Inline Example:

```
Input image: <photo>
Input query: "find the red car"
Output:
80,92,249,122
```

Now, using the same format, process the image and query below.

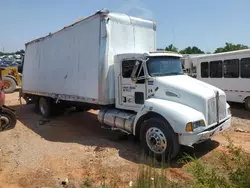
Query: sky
1,0,250,53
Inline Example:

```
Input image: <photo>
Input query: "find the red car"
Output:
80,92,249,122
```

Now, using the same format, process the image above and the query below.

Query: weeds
133,138,250,188
81,177,93,188
132,164,185,188
81,137,250,188
226,137,250,188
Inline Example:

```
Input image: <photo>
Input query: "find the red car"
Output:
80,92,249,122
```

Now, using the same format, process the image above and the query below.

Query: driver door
120,59,146,111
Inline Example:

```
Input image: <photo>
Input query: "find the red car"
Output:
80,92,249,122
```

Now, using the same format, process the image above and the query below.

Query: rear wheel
38,97,51,118
245,97,250,111
140,118,180,162
3,77,16,93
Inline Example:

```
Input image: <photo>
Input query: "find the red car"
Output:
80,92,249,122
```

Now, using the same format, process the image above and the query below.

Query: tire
3,77,17,93
38,97,52,118
140,118,180,162
0,108,17,131
245,97,250,111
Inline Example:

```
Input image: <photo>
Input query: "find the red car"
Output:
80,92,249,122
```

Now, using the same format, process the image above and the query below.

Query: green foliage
186,157,231,188
81,177,94,188
214,42,249,53
15,49,25,55
162,42,249,55
81,140,250,188
0,49,25,56
225,138,250,188
133,138,250,188
165,44,178,52
179,46,205,54
132,164,186,188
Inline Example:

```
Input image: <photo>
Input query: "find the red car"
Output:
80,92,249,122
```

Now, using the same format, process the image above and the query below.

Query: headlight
185,120,205,132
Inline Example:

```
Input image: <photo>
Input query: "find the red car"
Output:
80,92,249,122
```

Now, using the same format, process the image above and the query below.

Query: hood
152,75,225,117
155,75,224,99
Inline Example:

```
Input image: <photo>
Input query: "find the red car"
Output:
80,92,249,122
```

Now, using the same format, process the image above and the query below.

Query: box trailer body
22,9,231,160
22,10,156,105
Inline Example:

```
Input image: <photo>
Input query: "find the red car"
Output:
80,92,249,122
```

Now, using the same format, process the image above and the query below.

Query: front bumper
179,117,231,146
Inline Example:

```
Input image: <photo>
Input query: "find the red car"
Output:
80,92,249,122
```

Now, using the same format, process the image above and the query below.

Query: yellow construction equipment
1,66,22,93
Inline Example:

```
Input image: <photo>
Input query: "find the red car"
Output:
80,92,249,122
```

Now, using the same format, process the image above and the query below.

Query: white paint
23,10,156,105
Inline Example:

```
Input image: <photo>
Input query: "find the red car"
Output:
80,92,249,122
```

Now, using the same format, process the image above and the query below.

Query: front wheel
140,118,180,162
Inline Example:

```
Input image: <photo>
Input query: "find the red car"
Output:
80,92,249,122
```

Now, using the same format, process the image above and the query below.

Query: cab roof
145,51,183,58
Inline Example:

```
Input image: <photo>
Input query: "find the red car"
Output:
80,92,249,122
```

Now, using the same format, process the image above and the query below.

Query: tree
165,44,178,52
179,46,204,54
15,49,25,55
214,42,249,53
157,48,165,51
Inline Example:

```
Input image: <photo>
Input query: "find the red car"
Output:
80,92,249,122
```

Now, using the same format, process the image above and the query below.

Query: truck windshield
147,56,183,77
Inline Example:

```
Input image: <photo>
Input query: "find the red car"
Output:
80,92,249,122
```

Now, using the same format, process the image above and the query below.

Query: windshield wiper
151,73,168,76
151,72,183,77
165,72,183,75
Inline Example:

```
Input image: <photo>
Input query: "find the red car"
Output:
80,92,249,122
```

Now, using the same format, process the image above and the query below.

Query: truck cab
99,51,231,160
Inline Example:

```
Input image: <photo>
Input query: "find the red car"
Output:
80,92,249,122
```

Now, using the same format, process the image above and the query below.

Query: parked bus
182,49,250,110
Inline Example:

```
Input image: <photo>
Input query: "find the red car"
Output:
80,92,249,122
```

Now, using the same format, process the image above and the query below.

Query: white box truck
21,9,231,160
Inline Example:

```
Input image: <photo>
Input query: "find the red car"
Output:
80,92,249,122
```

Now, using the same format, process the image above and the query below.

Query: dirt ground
0,92,250,188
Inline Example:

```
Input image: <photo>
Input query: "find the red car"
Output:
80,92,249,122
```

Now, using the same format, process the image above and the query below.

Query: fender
133,98,205,135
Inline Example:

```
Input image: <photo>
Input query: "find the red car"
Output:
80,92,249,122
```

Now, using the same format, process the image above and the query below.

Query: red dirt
0,92,249,187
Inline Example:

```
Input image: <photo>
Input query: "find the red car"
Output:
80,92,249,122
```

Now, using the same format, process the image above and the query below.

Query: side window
122,60,145,83
241,58,250,78
201,62,209,78
210,61,222,78
122,60,135,78
223,59,239,78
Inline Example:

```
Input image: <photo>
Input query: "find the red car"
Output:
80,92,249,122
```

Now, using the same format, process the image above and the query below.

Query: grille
208,95,226,125
219,95,227,120
208,97,216,125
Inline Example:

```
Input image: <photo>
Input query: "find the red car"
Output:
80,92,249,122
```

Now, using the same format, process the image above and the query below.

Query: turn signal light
185,122,193,132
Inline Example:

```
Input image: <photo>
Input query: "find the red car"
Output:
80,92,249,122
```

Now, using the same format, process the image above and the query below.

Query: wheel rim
3,81,10,89
39,99,47,115
146,127,167,154
1,116,10,129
